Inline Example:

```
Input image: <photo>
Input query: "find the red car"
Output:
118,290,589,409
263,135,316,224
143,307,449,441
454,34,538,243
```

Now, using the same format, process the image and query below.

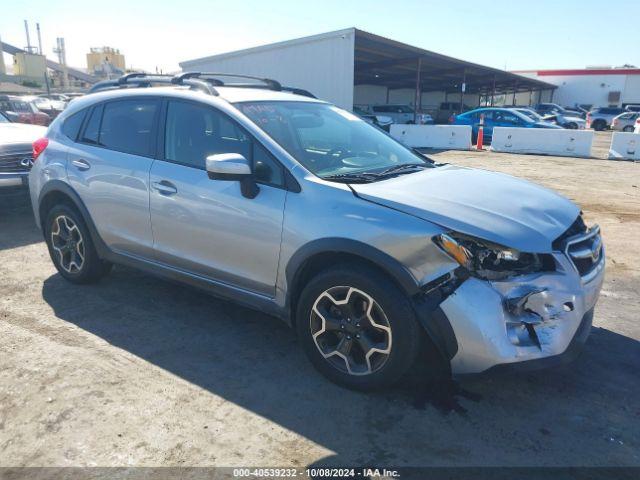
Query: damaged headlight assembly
434,233,554,281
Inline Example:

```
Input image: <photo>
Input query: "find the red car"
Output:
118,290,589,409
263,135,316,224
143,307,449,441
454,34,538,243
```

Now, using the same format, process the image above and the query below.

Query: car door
67,98,160,258
148,99,287,297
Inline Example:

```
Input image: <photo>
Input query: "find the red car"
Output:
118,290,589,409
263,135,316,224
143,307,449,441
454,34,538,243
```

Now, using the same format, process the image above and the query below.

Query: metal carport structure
180,28,556,114
353,29,556,117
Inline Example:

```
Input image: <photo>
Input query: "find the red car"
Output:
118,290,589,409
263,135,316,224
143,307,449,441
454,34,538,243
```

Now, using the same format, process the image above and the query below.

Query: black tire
296,264,423,391
565,122,578,129
623,126,634,132
44,203,112,284
592,120,606,131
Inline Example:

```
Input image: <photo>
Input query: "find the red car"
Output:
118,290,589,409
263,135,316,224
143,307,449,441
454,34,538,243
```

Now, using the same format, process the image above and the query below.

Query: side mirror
205,153,259,199
206,153,251,180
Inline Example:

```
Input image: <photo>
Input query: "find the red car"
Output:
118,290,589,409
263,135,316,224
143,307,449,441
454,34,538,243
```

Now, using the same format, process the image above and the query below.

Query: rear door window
98,99,159,157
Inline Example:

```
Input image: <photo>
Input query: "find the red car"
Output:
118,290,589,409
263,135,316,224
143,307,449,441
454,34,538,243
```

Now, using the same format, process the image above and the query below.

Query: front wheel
623,126,634,132
296,265,423,391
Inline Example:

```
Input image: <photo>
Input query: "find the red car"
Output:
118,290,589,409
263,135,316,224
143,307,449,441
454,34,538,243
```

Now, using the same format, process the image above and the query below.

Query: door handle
71,159,91,171
152,180,178,195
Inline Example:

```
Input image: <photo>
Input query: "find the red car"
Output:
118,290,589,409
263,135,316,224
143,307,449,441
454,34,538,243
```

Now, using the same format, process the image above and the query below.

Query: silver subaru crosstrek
29,73,605,391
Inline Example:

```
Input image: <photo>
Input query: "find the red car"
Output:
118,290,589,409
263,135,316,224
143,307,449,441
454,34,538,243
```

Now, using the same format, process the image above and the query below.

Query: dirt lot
1,132,639,469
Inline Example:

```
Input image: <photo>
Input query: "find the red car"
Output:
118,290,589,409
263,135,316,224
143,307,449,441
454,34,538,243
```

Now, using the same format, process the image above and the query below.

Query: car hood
351,165,579,253
534,121,563,129
0,123,47,145
562,116,586,123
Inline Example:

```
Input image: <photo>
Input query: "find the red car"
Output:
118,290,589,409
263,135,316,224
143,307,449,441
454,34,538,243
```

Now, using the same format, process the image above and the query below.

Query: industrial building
87,46,126,78
180,28,555,115
513,68,640,110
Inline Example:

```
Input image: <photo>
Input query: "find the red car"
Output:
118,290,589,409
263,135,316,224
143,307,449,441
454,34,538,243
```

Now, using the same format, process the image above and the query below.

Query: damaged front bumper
439,241,605,375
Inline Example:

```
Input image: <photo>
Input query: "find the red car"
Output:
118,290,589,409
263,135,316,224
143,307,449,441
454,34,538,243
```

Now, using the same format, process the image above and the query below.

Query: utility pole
36,23,51,95
414,57,422,123
460,69,466,113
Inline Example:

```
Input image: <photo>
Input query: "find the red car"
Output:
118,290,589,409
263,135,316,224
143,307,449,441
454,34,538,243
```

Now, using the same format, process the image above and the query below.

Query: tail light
32,137,49,161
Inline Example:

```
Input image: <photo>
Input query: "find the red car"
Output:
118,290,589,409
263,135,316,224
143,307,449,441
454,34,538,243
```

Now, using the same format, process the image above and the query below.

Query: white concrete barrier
490,127,594,157
608,132,640,161
390,124,472,150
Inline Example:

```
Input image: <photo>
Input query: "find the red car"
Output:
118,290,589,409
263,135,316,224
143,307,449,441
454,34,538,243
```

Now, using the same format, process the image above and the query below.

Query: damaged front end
422,218,605,375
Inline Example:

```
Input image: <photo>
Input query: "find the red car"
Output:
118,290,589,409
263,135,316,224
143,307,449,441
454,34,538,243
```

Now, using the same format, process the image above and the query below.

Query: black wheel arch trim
37,180,110,258
285,237,422,302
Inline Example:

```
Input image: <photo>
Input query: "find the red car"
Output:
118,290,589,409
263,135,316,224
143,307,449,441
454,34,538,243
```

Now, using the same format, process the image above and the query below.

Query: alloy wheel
310,286,392,376
51,215,85,274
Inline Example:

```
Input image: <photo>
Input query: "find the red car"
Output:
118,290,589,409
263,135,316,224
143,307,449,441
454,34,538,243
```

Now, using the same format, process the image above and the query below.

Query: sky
2,0,638,74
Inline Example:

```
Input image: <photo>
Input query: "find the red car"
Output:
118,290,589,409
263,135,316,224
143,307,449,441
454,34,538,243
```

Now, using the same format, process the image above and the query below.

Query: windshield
237,101,431,180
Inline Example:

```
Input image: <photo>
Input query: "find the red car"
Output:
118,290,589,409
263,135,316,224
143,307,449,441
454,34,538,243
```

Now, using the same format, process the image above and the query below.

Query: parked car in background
0,95,51,125
23,96,66,120
39,93,70,103
541,112,586,129
624,105,640,113
611,112,640,132
451,107,561,142
353,106,393,131
535,103,583,118
0,115,46,192
371,104,434,125
635,117,640,134
586,107,626,131
435,102,472,124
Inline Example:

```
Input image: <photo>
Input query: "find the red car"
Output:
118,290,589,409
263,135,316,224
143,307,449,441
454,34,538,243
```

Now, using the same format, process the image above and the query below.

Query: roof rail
175,72,282,91
88,72,219,96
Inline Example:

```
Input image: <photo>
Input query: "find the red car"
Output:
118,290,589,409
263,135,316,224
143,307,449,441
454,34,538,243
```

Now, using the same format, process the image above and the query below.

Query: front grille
553,216,603,282
552,215,587,250
0,151,33,174
565,227,603,280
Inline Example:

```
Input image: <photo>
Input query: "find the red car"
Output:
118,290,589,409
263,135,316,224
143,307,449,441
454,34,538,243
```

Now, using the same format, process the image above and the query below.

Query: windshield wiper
322,172,381,183
377,163,428,177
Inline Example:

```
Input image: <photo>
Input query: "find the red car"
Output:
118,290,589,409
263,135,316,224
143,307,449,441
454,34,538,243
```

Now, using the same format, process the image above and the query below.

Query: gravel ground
1,131,639,469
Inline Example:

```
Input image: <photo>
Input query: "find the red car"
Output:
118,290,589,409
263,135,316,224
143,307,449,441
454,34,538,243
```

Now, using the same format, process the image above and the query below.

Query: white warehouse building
512,68,640,110
180,28,554,115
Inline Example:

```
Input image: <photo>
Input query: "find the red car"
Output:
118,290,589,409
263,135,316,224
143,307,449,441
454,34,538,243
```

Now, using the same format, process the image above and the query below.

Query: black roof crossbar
175,72,282,91
88,71,294,96
88,72,219,96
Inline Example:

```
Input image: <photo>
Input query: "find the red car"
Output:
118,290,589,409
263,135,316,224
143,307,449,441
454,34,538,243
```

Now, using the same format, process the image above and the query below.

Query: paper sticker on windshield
330,106,363,122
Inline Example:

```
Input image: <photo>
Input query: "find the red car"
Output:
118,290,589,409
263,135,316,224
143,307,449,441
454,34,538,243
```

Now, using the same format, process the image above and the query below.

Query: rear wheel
592,120,606,131
45,204,112,284
296,264,423,391
623,125,634,132
565,122,578,129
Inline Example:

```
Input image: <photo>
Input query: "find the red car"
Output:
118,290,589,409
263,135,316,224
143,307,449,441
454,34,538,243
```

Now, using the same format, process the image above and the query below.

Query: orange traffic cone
476,114,485,150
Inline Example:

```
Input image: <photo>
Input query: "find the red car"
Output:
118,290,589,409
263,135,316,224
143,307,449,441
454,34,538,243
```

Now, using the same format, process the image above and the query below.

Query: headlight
434,233,553,280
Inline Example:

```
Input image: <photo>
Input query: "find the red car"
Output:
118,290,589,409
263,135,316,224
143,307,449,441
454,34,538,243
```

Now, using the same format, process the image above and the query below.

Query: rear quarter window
62,110,87,141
